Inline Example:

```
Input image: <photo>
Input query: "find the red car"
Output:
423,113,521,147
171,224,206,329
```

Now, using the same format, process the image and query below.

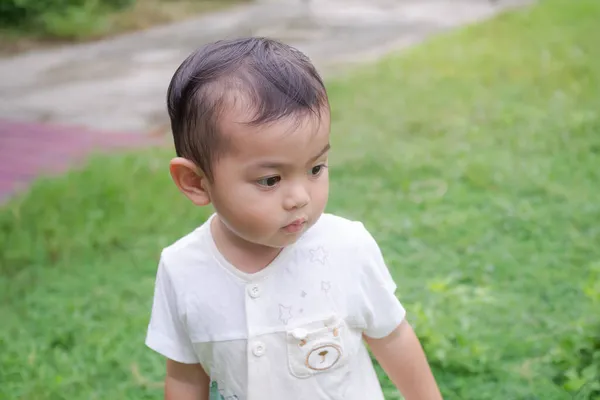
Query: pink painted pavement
0,119,166,203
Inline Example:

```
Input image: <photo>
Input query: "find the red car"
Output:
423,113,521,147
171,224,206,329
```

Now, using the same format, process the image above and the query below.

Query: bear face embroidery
306,344,342,371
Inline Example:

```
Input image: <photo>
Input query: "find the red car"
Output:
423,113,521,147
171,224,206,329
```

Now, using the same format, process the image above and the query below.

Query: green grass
2,0,600,398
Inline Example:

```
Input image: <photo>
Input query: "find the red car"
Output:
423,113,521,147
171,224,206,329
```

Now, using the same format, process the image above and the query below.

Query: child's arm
365,319,443,400
165,359,210,400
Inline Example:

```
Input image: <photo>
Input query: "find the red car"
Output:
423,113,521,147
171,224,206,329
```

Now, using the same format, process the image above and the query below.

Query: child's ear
169,157,211,206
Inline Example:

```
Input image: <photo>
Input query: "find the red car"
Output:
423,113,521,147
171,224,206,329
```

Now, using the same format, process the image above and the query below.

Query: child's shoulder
311,212,363,231
302,213,377,249
162,224,204,254
158,221,212,275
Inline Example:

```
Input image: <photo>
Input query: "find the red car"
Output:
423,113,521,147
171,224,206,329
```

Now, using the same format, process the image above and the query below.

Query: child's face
206,109,330,250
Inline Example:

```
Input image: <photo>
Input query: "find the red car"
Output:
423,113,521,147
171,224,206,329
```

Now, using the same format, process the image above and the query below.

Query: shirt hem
145,329,199,364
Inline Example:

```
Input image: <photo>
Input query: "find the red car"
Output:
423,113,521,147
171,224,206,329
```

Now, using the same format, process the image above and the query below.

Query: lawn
1,0,600,398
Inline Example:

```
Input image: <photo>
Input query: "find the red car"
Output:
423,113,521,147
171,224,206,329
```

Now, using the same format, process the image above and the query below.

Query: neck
211,216,282,274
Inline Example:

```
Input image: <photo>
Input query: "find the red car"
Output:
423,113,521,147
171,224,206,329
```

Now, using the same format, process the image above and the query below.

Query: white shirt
146,213,406,400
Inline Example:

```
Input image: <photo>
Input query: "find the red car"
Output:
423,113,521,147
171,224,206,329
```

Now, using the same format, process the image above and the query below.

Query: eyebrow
311,143,331,162
255,143,331,169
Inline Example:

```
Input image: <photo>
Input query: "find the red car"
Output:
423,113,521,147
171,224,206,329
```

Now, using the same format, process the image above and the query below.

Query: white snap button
291,328,308,340
248,284,261,299
252,342,266,357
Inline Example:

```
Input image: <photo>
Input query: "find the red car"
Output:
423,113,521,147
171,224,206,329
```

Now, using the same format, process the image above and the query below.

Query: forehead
219,107,331,164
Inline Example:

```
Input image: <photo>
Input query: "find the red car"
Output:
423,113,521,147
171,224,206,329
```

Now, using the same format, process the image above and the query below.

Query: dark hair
166,37,329,181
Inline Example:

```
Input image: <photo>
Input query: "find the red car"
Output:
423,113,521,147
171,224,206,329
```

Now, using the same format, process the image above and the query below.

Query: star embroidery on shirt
300,290,307,297
321,281,331,293
285,262,296,275
279,304,293,325
310,247,328,264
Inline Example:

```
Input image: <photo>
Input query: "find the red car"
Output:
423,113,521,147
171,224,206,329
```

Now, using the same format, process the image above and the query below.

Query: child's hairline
192,99,332,181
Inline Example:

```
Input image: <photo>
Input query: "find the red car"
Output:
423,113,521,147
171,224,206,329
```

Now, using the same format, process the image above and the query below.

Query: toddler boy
146,37,442,400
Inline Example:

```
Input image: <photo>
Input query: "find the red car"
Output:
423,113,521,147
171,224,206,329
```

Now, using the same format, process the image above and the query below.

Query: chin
280,233,307,247
246,227,308,249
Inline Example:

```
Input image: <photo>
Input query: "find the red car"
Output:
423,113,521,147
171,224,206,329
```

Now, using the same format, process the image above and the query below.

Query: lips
283,218,307,233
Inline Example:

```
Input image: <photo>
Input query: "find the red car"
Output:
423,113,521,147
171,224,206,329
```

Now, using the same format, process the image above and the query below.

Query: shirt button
252,341,266,357
291,328,308,340
248,284,261,299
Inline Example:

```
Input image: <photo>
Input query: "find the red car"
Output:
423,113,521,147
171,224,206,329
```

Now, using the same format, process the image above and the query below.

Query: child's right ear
169,157,211,206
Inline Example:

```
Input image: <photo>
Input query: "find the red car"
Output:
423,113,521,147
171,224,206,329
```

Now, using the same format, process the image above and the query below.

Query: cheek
226,185,280,216
311,177,329,212
312,178,329,206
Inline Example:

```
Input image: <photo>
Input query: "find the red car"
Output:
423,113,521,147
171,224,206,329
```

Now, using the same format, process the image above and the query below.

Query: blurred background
1,0,599,399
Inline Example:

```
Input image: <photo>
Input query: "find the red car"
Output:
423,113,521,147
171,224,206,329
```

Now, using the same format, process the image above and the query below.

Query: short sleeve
145,257,199,364
355,223,406,339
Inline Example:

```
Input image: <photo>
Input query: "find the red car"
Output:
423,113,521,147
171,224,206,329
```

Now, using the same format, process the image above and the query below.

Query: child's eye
257,176,281,187
310,164,327,176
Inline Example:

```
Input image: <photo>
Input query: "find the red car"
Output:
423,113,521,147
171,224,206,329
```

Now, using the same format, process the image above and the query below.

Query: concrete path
0,0,530,133
0,0,531,202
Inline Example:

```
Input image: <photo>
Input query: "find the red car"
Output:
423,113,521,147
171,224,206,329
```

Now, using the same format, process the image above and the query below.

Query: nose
283,182,310,210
